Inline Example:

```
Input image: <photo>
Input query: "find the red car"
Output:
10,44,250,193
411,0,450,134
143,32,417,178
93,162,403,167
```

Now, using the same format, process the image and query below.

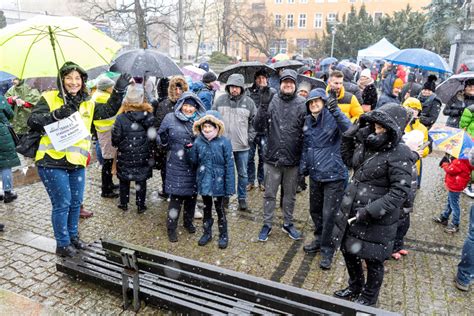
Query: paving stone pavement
1,153,473,315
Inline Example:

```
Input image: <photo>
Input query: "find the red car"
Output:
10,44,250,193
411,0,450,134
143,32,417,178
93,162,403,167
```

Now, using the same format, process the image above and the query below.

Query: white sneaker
194,209,203,219
463,188,474,198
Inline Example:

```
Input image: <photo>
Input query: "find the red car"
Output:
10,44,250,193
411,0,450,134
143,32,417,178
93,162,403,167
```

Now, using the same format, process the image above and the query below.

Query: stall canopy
357,38,399,63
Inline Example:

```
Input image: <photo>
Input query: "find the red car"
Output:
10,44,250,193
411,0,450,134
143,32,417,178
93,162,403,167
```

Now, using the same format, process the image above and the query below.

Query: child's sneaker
432,215,448,226
444,223,459,233
462,187,474,198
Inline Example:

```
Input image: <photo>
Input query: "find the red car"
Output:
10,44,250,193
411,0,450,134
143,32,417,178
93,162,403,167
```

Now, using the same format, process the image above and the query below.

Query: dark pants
159,157,167,193
309,179,345,258
101,158,114,194
202,196,226,222
119,179,147,207
343,251,385,304
247,135,265,185
167,194,197,231
394,213,410,252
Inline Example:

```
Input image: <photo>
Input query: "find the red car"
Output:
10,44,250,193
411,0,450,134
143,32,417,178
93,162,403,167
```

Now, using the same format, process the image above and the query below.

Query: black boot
198,219,214,246
218,219,228,249
4,191,17,203
223,197,229,209
70,236,87,250
56,245,78,257
168,229,178,243
238,199,248,211
0,223,4,231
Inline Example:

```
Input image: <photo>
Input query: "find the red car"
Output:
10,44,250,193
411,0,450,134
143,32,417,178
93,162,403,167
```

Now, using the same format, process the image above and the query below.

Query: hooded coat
340,66,363,105
213,74,257,151
333,103,413,262
112,103,155,182
418,93,442,130
188,111,236,196
376,72,400,109
444,91,474,128
190,81,215,111
441,158,474,192
28,61,126,169
5,81,41,135
300,98,352,182
253,83,307,167
0,96,21,169
157,92,206,196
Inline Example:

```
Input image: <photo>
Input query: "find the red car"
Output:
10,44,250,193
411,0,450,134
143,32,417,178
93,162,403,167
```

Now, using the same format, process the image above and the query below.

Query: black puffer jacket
443,92,474,128
253,91,306,167
361,83,378,110
418,93,442,130
112,103,155,182
333,103,413,261
246,84,276,138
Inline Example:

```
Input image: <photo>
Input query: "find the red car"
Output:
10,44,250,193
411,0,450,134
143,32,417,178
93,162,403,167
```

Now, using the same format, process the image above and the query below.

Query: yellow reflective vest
35,91,94,167
92,90,116,133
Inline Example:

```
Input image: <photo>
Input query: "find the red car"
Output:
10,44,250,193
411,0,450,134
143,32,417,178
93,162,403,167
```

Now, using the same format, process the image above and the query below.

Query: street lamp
330,25,336,58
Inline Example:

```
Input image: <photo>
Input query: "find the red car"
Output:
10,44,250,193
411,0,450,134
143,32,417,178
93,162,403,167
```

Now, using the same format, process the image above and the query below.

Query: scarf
358,76,374,90
202,127,218,141
185,111,198,122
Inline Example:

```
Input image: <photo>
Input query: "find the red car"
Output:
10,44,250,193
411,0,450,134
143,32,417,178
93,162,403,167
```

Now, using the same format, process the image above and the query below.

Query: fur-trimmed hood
193,110,225,136
121,102,153,113
168,76,189,102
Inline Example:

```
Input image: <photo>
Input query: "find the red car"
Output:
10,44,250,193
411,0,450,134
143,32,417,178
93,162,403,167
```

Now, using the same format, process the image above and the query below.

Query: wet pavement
0,151,473,314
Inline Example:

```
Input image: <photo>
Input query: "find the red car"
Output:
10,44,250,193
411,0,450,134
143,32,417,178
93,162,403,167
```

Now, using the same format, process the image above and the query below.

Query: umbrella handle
347,217,357,225
48,26,67,105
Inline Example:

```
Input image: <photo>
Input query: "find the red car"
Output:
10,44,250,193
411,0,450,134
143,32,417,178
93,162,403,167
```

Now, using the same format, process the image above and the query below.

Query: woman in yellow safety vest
27,61,131,257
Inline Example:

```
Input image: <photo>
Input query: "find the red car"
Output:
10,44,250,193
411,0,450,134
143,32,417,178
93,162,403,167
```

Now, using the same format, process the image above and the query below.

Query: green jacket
5,82,41,135
0,96,21,169
460,105,474,137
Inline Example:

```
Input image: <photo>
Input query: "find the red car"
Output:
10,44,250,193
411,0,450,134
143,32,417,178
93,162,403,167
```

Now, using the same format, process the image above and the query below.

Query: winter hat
202,71,217,84
306,88,328,105
124,84,144,104
96,77,115,91
360,69,371,79
393,78,404,89
183,97,199,108
297,81,311,94
280,69,298,83
422,75,437,92
402,97,422,111
199,62,210,72
254,68,269,79
193,110,225,136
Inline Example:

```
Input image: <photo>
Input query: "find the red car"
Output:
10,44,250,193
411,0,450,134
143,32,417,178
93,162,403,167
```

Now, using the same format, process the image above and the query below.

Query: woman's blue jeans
1,168,13,192
38,166,85,247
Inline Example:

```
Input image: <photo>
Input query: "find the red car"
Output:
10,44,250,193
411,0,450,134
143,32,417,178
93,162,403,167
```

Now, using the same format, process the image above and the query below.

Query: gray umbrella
110,49,183,78
217,61,276,83
272,59,304,71
297,74,327,90
435,71,474,104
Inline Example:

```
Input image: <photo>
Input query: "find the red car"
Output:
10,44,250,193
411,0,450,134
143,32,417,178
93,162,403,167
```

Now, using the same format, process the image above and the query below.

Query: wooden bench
56,239,398,315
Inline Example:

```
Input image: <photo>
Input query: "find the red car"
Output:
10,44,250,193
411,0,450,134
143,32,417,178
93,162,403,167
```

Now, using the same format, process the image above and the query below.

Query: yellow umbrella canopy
0,15,121,79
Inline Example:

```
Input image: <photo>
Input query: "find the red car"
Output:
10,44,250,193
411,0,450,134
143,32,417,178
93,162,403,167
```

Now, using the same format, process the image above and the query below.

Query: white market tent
357,38,399,63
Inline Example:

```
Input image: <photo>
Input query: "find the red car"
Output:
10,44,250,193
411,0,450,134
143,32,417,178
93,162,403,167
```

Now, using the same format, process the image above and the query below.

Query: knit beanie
297,81,311,93
254,68,269,79
202,72,217,84
465,78,474,88
183,97,199,108
360,69,371,79
393,78,404,89
124,84,144,104
422,75,437,92
97,77,115,91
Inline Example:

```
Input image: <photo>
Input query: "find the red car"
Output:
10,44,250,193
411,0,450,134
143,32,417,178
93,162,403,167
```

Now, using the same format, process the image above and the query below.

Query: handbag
7,124,20,146
16,130,43,158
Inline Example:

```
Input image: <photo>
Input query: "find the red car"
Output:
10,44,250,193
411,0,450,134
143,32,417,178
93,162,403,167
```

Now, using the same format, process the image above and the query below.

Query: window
275,0,282,3
327,12,337,23
287,14,294,28
296,39,309,50
349,0,356,3
299,14,307,28
314,13,323,28
300,0,308,3
270,39,287,55
288,0,295,3
275,14,282,28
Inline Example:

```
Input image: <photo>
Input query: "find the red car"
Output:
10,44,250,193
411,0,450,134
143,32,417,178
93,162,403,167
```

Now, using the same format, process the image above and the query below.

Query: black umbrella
272,59,304,71
217,61,276,83
297,74,327,90
110,49,183,78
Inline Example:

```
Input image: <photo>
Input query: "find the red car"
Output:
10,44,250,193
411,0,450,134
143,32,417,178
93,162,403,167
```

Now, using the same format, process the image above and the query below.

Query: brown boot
79,205,93,218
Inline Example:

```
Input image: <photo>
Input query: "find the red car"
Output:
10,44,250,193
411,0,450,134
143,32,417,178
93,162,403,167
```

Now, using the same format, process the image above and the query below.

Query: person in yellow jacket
326,70,363,123
92,77,120,198
403,97,430,188
27,61,131,258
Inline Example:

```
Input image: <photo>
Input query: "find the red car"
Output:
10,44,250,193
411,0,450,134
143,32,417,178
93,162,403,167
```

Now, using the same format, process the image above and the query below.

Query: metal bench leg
120,249,141,312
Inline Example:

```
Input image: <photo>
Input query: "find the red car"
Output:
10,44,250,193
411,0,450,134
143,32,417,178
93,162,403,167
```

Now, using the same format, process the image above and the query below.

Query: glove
115,73,133,92
355,208,369,223
158,132,169,146
326,96,338,114
260,86,273,106
52,103,76,120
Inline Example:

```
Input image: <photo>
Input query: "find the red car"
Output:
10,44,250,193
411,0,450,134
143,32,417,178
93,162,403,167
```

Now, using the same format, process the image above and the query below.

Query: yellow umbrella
273,53,289,62
0,15,121,79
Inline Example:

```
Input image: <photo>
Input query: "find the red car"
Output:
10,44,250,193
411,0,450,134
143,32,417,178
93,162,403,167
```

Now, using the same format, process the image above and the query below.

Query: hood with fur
121,102,153,114
193,110,225,137
168,76,189,102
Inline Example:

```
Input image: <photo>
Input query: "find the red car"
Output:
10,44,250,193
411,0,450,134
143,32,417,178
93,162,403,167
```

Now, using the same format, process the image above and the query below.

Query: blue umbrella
320,57,338,67
384,48,452,73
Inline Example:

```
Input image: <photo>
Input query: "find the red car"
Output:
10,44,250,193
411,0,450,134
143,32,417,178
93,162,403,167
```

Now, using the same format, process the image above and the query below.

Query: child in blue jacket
188,110,235,249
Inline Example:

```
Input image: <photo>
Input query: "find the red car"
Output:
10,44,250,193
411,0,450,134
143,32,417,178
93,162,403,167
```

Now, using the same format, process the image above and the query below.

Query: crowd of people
0,59,473,306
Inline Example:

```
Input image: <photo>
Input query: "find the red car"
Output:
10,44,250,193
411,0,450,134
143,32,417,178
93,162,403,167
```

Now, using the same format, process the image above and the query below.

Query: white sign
44,111,90,151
